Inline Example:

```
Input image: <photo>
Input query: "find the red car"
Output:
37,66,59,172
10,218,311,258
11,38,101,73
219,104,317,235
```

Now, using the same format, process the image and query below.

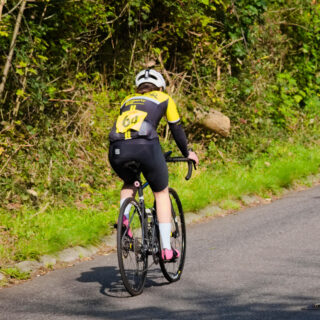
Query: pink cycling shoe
161,248,180,262
122,216,133,238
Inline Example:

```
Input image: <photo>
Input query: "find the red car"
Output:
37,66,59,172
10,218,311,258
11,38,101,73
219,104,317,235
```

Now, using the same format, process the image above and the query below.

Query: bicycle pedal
164,259,178,263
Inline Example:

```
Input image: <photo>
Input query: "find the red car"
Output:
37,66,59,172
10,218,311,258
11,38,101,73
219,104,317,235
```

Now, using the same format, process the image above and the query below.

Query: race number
116,109,148,133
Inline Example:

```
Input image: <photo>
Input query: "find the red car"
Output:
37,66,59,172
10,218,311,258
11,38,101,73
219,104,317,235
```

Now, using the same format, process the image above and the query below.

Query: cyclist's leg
136,143,174,253
153,187,171,223
109,141,139,201
120,184,138,237
154,187,172,249
120,183,137,218
135,141,178,258
109,141,140,235
120,183,137,199
108,141,138,187
159,188,186,281
154,188,180,261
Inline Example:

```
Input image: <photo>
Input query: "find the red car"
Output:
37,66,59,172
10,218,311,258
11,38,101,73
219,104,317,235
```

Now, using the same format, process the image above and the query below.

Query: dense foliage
0,0,319,209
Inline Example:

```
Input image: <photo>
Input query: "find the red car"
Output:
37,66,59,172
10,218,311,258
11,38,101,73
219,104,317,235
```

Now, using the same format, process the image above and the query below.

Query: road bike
115,151,195,296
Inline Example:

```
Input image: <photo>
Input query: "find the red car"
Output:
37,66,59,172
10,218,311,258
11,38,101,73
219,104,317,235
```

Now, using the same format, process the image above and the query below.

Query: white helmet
135,69,166,90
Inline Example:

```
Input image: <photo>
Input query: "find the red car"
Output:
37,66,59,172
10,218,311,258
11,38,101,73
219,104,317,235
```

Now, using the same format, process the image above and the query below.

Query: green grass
0,140,319,266
0,189,119,264
170,141,320,212
0,267,30,280
220,200,242,211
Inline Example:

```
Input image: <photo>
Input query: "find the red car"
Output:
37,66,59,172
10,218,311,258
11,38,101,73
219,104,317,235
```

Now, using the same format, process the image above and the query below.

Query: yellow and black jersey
109,91,180,140
109,90,189,156
121,91,180,124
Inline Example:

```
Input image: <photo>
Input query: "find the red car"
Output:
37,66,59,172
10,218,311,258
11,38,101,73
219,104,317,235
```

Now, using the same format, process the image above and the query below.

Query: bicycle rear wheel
117,197,148,296
159,188,186,282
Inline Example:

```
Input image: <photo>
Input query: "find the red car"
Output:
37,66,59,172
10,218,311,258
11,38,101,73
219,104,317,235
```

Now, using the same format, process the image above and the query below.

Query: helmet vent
135,69,166,89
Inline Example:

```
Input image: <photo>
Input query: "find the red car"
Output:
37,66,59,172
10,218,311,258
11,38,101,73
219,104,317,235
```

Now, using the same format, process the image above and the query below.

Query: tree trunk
0,0,27,102
0,0,6,21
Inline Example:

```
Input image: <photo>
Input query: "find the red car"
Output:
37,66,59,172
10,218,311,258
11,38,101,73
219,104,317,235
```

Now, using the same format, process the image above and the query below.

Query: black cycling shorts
108,138,168,192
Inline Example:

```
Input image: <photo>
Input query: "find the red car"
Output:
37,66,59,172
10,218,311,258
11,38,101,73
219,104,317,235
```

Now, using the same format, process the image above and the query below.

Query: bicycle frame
134,178,161,265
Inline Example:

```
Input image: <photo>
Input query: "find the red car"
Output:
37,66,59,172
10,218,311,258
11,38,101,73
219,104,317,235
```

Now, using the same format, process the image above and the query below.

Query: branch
277,21,310,31
0,0,27,101
269,7,298,14
105,3,129,24
220,37,244,51
231,1,248,50
49,99,87,104
49,99,77,103
129,39,136,70
1,0,23,19
0,143,33,175
157,53,173,94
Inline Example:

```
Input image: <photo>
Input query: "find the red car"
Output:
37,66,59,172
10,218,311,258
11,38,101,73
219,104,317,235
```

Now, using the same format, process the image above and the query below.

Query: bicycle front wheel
117,197,148,296
159,188,186,282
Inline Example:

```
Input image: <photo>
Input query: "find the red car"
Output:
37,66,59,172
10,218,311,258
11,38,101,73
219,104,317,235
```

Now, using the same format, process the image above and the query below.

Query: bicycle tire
159,188,186,282
117,197,148,296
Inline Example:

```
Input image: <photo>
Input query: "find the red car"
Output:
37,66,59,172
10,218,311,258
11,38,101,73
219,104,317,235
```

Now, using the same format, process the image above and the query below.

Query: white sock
159,223,172,250
120,198,131,220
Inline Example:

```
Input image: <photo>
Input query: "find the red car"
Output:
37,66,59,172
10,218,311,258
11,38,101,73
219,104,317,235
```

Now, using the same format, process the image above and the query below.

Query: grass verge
171,140,320,212
0,139,319,267
0,268,30,280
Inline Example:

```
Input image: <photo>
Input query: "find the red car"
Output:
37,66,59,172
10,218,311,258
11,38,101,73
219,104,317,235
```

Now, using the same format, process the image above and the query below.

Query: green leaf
16,89,25,97
153,48,161,55
293,95,302,103
16,69,24,76
0,31,9,37
27,68,38,75
37,55,48,61
19,61,28,68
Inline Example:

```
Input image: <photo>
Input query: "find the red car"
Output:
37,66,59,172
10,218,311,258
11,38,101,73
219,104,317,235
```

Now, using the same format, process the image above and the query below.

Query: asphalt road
1,186,320,320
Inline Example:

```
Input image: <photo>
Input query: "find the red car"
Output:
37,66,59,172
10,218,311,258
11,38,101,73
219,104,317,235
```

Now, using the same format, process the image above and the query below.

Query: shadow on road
76,266,169,298
2,287,319,320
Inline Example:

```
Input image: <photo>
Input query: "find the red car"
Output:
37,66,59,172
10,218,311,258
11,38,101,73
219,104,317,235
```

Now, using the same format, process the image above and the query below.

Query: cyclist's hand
188,151,199,165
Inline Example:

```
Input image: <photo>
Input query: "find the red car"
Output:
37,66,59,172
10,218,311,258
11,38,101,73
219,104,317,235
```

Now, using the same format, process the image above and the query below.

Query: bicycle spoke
117,198,148,296
159,188,186,282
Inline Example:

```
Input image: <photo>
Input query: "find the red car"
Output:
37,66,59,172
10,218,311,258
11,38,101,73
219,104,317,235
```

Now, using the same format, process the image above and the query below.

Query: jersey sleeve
166,96,180,123
169,122,189,157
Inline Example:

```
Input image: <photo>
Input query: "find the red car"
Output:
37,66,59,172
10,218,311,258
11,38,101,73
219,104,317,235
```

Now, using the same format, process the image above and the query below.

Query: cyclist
108,69,199,261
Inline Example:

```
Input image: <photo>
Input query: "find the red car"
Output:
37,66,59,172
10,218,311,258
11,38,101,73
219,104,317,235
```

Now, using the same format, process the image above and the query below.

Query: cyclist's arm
165,95,199,164
166,96,189,157
169,122,189,157
168,123,199,164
